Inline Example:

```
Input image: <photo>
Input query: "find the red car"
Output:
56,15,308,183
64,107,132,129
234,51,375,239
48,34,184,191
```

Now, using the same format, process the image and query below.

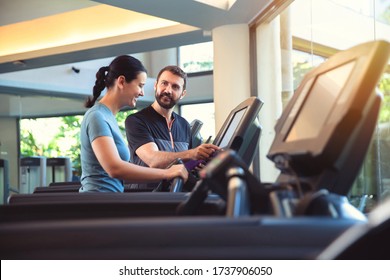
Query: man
125,65,218,190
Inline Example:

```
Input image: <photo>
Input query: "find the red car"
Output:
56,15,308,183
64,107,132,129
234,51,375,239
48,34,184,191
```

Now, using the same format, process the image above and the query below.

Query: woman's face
123,72,147,107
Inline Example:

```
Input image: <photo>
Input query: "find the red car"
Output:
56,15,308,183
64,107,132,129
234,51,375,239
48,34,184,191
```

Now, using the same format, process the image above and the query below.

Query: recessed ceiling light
12,60,26,67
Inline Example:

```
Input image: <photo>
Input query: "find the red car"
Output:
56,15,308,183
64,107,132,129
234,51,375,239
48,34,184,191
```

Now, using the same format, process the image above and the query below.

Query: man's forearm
144,150,193,169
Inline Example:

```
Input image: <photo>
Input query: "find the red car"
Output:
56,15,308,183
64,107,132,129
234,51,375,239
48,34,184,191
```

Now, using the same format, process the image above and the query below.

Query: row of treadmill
1,40,390,259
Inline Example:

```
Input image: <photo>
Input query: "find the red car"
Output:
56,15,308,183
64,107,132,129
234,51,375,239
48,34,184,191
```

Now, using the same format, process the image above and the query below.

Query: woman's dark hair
156,65,187,90
84,55,147,108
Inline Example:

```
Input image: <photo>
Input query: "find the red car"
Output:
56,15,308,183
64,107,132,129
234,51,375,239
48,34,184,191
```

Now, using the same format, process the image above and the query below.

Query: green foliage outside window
20,109,137,179
378,72,390,123
182,61,213,73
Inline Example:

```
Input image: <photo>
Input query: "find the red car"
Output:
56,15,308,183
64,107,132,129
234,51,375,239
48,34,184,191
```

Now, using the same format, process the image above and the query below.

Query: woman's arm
91,136,188,183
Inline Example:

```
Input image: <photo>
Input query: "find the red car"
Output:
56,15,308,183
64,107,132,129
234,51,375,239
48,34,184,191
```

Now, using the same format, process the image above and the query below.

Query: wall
0,117,19,191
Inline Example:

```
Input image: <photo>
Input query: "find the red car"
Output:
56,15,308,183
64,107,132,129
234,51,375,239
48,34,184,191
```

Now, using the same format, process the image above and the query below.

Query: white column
256,17,283,182
212,24,251,132
280,7,294,108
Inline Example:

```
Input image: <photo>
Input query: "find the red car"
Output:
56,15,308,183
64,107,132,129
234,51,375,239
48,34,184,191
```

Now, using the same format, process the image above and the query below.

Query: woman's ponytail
84,66,109,108
84,55,147,108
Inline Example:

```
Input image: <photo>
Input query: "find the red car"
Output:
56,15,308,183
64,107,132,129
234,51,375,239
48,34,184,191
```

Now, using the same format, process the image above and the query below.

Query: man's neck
151,101,173,120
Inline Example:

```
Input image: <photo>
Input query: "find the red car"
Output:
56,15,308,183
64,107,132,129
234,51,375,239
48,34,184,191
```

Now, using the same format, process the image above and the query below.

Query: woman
79,55,188,192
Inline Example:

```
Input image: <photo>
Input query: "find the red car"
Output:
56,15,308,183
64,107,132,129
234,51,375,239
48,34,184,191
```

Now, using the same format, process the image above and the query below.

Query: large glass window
20,116,83,180
291,0,389,50
180,102,216,143
19,110,136,181
179,41,214,73
289,0,390,212
292,50,325,89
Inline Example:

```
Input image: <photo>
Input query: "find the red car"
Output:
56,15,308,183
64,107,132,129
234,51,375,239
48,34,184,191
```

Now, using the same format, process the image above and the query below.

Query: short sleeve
125,114,155,156
86,110,112,142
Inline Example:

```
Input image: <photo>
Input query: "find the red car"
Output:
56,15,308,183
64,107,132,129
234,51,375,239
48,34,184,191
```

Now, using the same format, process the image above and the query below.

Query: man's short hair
156,65,187,90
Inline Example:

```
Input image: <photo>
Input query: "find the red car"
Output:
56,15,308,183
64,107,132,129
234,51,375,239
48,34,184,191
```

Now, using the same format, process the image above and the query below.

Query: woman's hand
166,164,189,182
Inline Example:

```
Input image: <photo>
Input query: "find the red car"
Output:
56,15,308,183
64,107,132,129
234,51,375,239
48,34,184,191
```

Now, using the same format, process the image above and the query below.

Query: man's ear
180,90,187,99
153,81,157,92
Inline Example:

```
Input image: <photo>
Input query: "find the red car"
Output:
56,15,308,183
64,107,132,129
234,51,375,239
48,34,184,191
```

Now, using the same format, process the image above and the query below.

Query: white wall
0,117,19,191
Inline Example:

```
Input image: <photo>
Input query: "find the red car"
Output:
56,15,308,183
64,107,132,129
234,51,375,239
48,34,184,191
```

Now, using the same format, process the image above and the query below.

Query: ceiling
0,0,272,73
0,0,273,117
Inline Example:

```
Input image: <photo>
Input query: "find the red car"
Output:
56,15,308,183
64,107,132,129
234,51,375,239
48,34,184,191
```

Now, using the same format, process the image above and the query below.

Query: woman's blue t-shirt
79,103,130,192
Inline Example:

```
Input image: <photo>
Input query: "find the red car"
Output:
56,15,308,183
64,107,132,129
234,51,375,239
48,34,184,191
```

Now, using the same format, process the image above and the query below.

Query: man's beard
156,91,177,109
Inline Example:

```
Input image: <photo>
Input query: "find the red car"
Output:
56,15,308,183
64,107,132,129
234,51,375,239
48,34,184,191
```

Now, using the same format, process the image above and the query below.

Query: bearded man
125,65,218,190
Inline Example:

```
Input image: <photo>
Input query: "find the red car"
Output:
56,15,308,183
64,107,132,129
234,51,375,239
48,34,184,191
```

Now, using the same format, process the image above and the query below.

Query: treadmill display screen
218,108,246,148
285,61,355,142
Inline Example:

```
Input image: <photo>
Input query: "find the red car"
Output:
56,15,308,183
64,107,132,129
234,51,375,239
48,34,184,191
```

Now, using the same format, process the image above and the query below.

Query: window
179,41,214,73
20,116,83,179
292,49,325,89
289,0,390,212
19,110,136,180
180,102,216,143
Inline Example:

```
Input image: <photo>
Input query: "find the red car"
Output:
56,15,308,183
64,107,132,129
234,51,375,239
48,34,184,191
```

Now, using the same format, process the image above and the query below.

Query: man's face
155,71,186,109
